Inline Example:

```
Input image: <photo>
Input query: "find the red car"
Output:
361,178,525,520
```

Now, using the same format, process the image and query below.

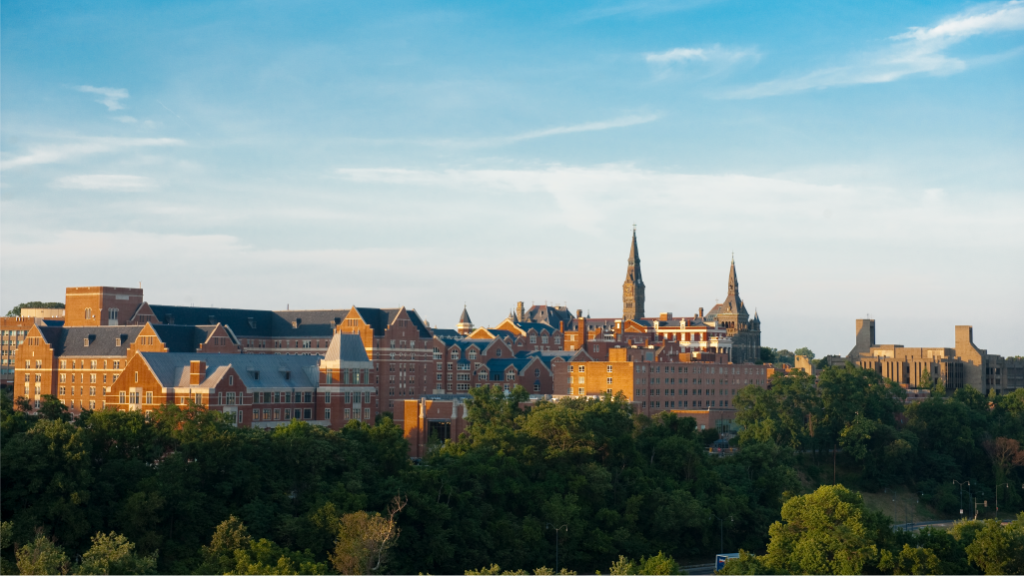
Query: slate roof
518,349,575,370
486,357,535,378
458,306,472,324
523,305,574,327
431,329,461,340
323,333,372,365
271,310,349,337
148,305,274,337
140,352,321,390
55,326,145,356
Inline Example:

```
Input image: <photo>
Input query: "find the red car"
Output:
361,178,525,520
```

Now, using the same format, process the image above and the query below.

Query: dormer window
83,337,90,347
253,371,260,380
247,317,256,329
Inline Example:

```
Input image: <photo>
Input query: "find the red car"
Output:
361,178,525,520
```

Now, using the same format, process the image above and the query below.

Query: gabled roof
56,326,145,356
139,352,321,390
151,324,226,352
569,348,595,362
349,307,433,338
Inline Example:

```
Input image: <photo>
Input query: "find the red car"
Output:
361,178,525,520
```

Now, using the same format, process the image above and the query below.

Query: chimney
292,318,302,329
699,307,704,319
516,301,525,322
190,360,207,385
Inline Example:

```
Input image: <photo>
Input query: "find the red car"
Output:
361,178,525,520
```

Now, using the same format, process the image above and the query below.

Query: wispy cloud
646,44,759,65
497,115,659,144
54,174,156,192
730,0,1024,98
376,114,661,148
0,136,183,170
77,85,130,111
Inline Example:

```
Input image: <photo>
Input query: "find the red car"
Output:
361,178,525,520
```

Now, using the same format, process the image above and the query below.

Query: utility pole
953,480,970,518
546,524,568,573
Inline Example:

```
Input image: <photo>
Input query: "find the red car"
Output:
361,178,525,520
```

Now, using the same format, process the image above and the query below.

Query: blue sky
2,0,1022,356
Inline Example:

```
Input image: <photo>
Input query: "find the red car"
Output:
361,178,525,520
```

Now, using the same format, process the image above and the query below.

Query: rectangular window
253,409,260,421
119,391,126,403
325,391,331,403
325,408,331,419
146,391,153,404
304,408,313,419
274,408,281,420
60,373,66,383
303,392,312,403
113,360,120,370
284,408,291,419
344,408,351,419
362,392,370,403
90,373,97,383
90,400,96,410
362,408,369,419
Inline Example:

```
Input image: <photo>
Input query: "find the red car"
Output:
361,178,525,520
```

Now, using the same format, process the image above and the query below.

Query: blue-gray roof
139,352,321,390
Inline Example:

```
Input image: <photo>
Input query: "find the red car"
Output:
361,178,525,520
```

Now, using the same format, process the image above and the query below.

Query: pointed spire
459,304,472,325
628,227,640,266
728,256,738,295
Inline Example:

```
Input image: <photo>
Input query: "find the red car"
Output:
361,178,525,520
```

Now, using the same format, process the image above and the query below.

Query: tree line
1,387,796,574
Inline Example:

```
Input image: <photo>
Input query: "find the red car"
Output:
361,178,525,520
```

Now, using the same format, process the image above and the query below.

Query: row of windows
59,373,115,384
56,360,121,370
642,400,730,409
638,388,737,397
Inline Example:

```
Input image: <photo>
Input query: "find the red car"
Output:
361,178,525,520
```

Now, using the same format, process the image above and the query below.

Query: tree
759,348,778,365
964,513,1024,575
195,516,326,575
1,521,16,575
878,543,941,575
16,531,70,575
794,347,815,361
761,485,879,575
6,301,64,317
982,437,1024,484
330,496,407,574
74,531,157,575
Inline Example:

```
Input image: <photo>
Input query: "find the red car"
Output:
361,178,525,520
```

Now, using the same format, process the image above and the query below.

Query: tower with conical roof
622,229,646,321
456,305,474,336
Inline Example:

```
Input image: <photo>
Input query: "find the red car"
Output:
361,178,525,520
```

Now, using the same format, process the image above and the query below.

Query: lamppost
710,514,732,554
953,480,970,519
974,491,986,521
995,483,1010,517
546,524,568,573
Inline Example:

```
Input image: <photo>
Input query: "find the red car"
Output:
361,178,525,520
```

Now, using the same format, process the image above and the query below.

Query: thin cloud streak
0,137,184,170
54,174,156,192
499,115,660,144
77,85,130,111
646,44,759,64
729,0,1024,98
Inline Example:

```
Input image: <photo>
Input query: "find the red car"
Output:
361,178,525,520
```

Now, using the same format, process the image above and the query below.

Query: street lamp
546,524,568,573
953,480,970,518
710,514,732,554
996,483,1010,516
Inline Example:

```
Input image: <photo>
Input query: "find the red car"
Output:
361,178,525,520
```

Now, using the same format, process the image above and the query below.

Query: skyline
2,0,1023,356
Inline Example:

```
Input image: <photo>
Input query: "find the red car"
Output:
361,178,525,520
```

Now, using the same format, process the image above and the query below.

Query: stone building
847,319,1023,395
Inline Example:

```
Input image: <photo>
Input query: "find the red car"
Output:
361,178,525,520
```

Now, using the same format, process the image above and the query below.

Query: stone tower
706,256,761,364
622,229,646,321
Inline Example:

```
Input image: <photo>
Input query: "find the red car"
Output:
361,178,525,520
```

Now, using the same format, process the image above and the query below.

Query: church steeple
623,228,645,321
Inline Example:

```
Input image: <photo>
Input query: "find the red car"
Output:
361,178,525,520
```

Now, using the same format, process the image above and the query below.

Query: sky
2,0,1022,356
